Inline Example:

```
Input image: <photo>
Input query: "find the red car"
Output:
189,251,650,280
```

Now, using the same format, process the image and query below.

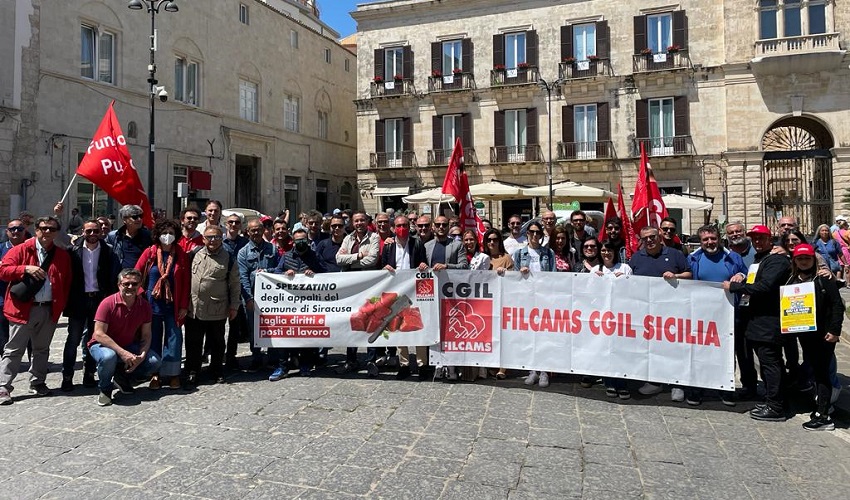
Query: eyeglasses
642,235,658,241
542,217,556,222
204,235,223,241
120,281,140,288
660,227,676,233
376,220,389,224
37,226,58,233
184,216,199,221
226,220,242,225
571,219,585,224
331,224,343,229
84,229,101,235
527,230,542,235
6,226,24,232
508,222,521,226
417,224,430,229
434,223,448,228
127,214,142,220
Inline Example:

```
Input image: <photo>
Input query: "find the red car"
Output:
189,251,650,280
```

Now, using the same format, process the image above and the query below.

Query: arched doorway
761,117,834,234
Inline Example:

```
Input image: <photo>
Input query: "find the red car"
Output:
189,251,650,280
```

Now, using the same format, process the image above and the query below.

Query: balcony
369,78,417,98
370,151,418,169
558,141,615,161
558,58,613,81
428,72,476,92
751,33,845,76
632,50,692,73
427,148,479,167
490,66,540,87
632,137,695,157
490,145,543,164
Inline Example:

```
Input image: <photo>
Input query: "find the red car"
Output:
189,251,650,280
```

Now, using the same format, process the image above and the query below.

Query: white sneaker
671,388,685,402
538,372,550,388
638,382,663,395
524,371,539,386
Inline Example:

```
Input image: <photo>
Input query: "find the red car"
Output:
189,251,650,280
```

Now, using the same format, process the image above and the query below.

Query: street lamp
538,77,563,209
128,0,178,211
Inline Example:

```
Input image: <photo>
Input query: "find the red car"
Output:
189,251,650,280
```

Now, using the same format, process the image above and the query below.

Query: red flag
604,197,616,226
441,137,486,245
77,101,153,227
616,183,636,258
630,142,667,239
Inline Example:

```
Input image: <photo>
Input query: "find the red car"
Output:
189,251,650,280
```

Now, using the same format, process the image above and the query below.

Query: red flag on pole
441,137,486,244
604,197,616,226
616,183,636,258
630,142,668,239
77,101,153,227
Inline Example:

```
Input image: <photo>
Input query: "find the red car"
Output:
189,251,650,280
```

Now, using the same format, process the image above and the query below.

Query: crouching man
88,268,161,406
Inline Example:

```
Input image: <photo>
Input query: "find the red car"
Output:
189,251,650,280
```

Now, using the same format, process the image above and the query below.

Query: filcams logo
440,281,493,352
415,271,435,300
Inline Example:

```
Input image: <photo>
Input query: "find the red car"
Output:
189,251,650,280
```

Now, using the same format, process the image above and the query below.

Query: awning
373,186,410,197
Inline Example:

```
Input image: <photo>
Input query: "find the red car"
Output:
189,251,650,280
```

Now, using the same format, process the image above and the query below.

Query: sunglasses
487,238,500,243
184,216,199,221
527,230,542,235
120,281,140,288
330,224,344,229
84,229,101,234
583,245,598,249
6,226,24,232
434,223,448,228
37,226,58,232
127,214,142,220
642,235,658,241
395,224,407,228
226,220,242,225
571,219,585,223
204,235,223,241
417,224,430,229
508,222,521,226
660,227,676,232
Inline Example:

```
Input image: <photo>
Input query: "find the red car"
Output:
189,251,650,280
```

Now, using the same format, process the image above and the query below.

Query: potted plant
431,69,442,77
587,54,600,61
373,75,384,83
563,56,576,64
493,64,506,71
667,44,681,54
640,48,653,56
452,67,463,75
518,62,531,69
393,74,404,82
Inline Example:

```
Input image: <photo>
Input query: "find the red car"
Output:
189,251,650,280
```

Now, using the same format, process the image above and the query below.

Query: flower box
452,68,463,74
431,69,442,77
373,76,384,83
563,57,576,64
640,48,653,55
666,44,681,54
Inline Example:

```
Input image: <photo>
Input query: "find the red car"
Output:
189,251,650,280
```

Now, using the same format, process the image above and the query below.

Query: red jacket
136,244,190,326
0,238,71,324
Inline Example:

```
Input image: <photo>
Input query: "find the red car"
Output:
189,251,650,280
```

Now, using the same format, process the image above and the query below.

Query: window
284,95,300,132
759,1,778,39
174,57,199,105
172,165,188,217
81,25,115,84
573,24,597,61
442,40,462,72
384,47,404,79
385,118,404,168
574,105,598,159
759,0,825,40
239,79,258,122
76,179,109,219
647,13,672,54
809,1,827,34
324,48,332,64
284,176,299,217
648,98,674,155
315,179,329,213
505,109,527,162
785,0,802,37
318,111,328,139
290,30,299,48
505,32,527,68
442,115,462,152
239,3,249,24
345,58,350,72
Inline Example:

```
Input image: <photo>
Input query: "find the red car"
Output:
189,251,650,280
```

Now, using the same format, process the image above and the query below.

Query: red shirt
275,237,294,256
178,232,204,254
91,292,152,348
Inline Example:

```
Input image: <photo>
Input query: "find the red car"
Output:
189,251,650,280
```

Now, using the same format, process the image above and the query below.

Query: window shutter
526,108,538,161
493,34,505,66
375,120,385,153
526,30,538,66
635,99,648,139
596,21,610,59
633,15,647,54
462,38,473,72
562,105,575,143
432,115,443,151
403,117,413,151
402,46,414,79
560,25,573,61
431,42,442,73
374,49,384,79
462,113,473,148
673,10,688,50
674,96,689,135
596,102,610,141
494,110,505,146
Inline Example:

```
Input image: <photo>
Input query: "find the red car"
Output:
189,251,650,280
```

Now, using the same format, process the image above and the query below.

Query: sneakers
246,359,263,373
61,376,74,392
385,355,399,368
538,372,550,388
366,361,379,378
638,382,663,395
396,365,411,380
29,384,51,397
580,376,595,388
617,389,631,400
113,378,135,395
802,413,834,431
82,372,97,388
185,372,198,389
269,367,287,382
0,387,11,405
524,371,539,386
97,391,112,407
671,388,685,402
606,387,618,398
749,406,786,422
374,356,387,368
720,392,736,407
149,375,161,390
685,394,701,406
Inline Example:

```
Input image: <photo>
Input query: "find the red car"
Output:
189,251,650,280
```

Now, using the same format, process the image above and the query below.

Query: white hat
836,215,847,222
333,208,341,215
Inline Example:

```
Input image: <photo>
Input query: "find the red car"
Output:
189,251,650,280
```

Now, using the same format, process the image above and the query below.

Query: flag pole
59,173,79,204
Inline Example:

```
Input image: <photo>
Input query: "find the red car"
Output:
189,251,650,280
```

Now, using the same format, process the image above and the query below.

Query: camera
155,86,168,102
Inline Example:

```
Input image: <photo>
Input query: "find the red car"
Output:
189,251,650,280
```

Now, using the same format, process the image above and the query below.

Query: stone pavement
0,324,849,500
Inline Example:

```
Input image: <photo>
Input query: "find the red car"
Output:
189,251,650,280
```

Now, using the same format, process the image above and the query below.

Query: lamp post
128,0,178,211
538,77,562,209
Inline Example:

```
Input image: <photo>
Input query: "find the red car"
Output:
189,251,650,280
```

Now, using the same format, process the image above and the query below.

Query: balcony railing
755,32,841,55
490,145,542,164
632,136,695,157
369,79,416,98
370,151,418,169
427,148,479,166
428,72,476,92
558,141,615,160
490,66,540,87
558,58,613,80
632,50,692,73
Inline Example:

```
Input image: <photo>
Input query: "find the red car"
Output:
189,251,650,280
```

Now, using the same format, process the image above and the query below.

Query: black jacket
787,273,844,337
64,240,119,318
729,251,791,343
381,237,427,270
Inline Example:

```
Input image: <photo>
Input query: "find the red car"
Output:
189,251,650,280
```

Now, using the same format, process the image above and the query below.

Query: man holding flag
441,137,486,242
631,143,668,253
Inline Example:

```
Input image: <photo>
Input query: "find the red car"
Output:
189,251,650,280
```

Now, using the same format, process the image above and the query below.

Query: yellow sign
780,281,817,334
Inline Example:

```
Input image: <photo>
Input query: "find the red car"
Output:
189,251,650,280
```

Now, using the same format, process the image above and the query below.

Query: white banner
253,269,439,348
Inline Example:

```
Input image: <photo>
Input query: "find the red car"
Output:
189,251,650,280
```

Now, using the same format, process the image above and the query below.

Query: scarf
151,247,174,303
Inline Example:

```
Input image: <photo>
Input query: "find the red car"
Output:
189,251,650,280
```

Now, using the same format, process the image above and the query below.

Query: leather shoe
395,365,411,380
749,405,785,422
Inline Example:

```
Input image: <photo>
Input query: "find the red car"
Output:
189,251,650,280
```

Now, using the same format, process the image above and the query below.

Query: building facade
352,0,849,234
0,0,357,222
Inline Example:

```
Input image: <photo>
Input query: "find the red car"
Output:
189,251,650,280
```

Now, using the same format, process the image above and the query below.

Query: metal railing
755,32,840,55
490,145,543,163
427,148,479,166
369,79,416,98
558,141,615,160
632,136,695,157
427,72,476,92
632,50,692,73
370,151,418,169
558,58,613,80
490,66,540,86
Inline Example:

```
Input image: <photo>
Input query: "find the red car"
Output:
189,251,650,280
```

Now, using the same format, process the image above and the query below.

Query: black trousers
734,321,758,390
225,304,248,363
782,332,801,382
750,339,786,412
798,333,837,415
185,317,226,378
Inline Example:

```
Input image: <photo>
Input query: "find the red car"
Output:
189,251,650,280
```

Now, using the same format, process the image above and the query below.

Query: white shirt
527,247,542,273
82,243,101,292
34,239,53,302
395,238,411,270
595,262,633,277
504,235,527,257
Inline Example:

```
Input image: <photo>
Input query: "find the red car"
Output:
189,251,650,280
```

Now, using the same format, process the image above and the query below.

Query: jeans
63,294,102,378
751,339,786,412
89,342,161,394
0,304,57,389
150,311,183,377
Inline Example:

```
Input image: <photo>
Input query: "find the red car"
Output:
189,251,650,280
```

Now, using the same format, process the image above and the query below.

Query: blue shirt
629,246,691,277
694,251,730,282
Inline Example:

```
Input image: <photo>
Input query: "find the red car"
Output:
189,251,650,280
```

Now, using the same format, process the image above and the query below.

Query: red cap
793,243,815,258
259,215,273,224
746,225,771,237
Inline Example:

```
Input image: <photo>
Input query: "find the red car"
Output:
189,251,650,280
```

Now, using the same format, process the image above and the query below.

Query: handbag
9,247,55,302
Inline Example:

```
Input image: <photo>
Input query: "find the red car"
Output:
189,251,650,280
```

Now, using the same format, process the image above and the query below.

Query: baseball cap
259,215,272,225
792,243,815,258
746,224,771,237
333,208,341,215
836,215,847,222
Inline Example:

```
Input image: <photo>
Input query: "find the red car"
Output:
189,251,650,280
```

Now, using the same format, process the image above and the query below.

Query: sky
320,0,379,38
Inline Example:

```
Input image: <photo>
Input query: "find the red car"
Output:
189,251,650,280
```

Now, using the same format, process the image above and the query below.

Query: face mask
294,239,309,252
396,226,410,240
159,233,176,245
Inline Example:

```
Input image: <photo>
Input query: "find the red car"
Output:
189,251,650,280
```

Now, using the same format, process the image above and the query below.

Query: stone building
0,0,357,222
352,0,849,234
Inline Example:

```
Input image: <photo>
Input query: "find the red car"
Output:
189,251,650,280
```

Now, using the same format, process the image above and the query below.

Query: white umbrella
402,188,455,204
468,181,525,200
522,181,615,201
662,194,713,210
223,208,266,222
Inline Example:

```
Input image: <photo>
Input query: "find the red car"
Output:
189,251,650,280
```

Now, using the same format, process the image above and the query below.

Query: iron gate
762,150,833,235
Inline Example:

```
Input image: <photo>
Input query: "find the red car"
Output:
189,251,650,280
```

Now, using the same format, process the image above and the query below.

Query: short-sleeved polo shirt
629,246,691,278
90,292,153,348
